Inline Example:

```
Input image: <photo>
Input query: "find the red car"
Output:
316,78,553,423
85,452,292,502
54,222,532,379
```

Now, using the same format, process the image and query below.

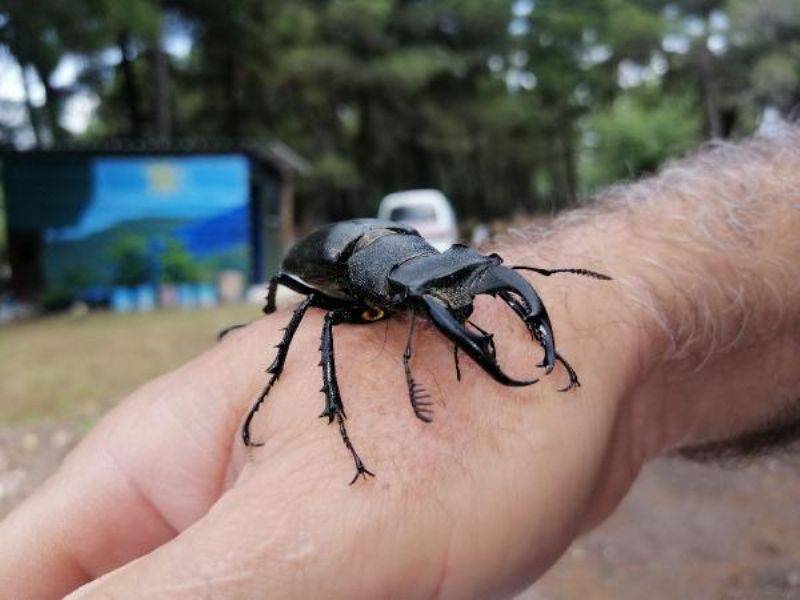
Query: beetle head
395,247,554,386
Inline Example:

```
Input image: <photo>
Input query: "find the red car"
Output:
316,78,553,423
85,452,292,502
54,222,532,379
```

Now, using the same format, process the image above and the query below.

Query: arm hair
503,124,800,458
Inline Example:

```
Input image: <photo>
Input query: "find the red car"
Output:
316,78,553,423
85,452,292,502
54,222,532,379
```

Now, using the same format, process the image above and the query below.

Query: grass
0,303,257,424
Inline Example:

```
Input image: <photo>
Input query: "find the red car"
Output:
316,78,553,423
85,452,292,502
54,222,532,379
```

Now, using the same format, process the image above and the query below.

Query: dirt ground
1,416,798,599
529,451,800,600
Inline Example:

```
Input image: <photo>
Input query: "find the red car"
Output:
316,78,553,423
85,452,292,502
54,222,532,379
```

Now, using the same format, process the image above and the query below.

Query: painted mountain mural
39,154,250,301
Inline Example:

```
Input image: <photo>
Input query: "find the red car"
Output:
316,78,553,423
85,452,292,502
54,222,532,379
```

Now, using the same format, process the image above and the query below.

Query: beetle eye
361,308,385,321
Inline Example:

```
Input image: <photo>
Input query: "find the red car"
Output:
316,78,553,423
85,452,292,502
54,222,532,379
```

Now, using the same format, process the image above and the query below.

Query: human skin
1,130,799,598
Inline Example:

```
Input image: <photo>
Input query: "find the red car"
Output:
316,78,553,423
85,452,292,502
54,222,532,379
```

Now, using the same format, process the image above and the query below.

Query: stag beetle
241,218,610,483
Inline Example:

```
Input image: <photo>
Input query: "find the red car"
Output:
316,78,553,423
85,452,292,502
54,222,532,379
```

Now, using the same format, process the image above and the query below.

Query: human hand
2,129,800,599
0,263,645,598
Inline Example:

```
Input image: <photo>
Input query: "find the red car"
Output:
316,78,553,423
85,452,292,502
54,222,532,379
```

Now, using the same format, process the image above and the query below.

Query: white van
377,189,458,251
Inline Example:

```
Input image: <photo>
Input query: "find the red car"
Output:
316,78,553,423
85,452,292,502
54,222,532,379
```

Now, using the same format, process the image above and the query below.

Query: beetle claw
349,466,376,485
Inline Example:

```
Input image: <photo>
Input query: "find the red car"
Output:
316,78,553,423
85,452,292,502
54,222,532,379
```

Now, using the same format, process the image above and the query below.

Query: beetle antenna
512,266,612,280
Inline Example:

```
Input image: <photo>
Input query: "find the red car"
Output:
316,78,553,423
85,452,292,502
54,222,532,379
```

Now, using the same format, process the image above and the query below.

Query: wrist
522,189,800,459
481,238,661,537
499,231,659,430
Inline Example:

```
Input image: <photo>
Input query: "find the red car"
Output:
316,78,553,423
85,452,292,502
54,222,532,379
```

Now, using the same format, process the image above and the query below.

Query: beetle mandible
241,218,611,483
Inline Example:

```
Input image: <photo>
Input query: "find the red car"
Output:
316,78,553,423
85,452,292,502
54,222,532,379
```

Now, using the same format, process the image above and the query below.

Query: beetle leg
320,308,375,484
242,295,314,447
335,410,374,485
264,276,279,314
451,321,495,380
403,313,434,423
319,308,349,423
499,291,580,391
467,319,496,359
263,272,320,314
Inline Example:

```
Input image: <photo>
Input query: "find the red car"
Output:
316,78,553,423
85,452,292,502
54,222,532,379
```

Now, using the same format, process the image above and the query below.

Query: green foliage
160,241,205,284
751,50,800,109
40,267,93,311
370,47,466,93
581,88,702,188
311,154,360,191
110,235,150,287
1,0,798,220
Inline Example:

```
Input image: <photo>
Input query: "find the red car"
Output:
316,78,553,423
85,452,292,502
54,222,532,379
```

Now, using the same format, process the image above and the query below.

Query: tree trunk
42,79,65,143
151,26,171,141
560,116,577,206
223,50,242,139
547,114,577,209
18,62,43,147
29,63,65,144
118,31,144,137
697,47,723,139
354,93,372,179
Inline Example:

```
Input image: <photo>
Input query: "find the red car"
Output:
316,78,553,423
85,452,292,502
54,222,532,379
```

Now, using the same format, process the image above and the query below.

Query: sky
0,29,193,138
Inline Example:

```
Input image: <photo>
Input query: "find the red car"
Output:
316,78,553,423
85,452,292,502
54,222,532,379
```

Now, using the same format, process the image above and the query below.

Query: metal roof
1,138,310,174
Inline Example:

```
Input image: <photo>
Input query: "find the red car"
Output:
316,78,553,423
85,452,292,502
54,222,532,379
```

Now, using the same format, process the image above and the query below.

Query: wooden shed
2,139,307,303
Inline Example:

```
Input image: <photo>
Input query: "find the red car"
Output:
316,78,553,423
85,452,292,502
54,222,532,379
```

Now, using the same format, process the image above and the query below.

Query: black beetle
241,218,610,483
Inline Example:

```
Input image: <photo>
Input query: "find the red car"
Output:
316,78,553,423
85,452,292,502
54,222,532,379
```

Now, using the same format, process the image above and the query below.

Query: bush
161,241,205,284
580,87,702,190
111,235,150,287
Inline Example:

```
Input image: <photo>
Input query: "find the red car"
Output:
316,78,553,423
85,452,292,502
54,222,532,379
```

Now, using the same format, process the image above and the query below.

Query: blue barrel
135,285,156,311
197,283,218,307
178,283,198,308
111,287,134,312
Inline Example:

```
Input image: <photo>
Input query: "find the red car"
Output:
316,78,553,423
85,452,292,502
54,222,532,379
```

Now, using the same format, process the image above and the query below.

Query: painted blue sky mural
47,154,249,242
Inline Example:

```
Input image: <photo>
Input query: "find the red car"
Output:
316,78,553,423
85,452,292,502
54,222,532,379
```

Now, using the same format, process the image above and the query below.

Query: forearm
502,127,800,458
